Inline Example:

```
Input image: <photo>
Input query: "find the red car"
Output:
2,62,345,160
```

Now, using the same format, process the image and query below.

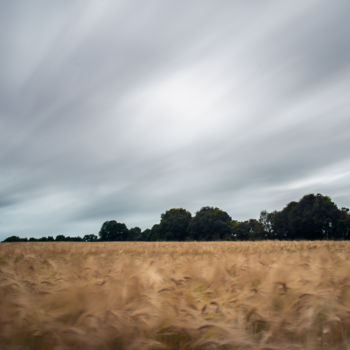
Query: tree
259,210,273,237
67,236,83,242
273,201,298,240
83,234,98,242
139,229,151,241
99,220,129,241
346,213,350,240
128,227,141,241
268,194,344,240
3,236,27,242
189,207,233,241
55,235,66,241
338,207,350,240
149,224,160,241
232,221,250,241
158,208,192,241
233,219,265,240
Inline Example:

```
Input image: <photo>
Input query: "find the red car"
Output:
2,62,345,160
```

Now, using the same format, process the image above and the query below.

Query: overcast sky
1,0,350,238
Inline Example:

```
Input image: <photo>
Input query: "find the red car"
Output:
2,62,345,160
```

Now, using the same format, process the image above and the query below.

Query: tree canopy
2,193,350,242
158,208,192,241
189,207,233,241
262,194,349,240
98,220,129,241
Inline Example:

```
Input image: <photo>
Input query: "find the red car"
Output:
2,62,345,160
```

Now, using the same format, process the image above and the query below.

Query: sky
1,0,350,238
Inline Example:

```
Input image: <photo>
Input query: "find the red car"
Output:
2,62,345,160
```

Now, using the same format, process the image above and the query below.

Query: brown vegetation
1,241,350,349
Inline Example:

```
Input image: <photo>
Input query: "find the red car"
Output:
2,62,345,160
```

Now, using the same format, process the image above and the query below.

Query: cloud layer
1,0,350,238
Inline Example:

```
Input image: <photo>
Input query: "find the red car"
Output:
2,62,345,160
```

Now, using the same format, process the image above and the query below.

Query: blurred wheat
1,241,350,349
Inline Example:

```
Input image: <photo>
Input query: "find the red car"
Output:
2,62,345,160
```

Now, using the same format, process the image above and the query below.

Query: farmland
1,241,350,349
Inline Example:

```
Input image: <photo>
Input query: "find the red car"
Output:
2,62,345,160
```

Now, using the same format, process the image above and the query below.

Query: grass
0,241,350,349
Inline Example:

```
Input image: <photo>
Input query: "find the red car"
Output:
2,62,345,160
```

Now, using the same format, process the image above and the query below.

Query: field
1,242,350,350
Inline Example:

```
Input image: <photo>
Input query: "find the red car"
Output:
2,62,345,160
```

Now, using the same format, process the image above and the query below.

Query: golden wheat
0,241,350,349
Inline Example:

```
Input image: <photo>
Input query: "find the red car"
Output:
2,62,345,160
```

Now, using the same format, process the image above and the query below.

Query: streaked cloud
1,0,350,238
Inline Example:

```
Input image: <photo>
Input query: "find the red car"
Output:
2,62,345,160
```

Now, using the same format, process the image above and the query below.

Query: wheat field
0,241,350,350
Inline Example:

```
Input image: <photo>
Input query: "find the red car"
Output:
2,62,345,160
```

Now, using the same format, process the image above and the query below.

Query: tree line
3,193,350,242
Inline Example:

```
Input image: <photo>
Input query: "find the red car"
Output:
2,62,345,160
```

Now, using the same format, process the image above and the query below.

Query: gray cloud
1,0,350,238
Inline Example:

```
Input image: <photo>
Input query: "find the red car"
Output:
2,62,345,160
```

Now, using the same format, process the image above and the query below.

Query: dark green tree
233,219,265,240
99,220,129,241
83,234,98,242
338,207,350,240
158,208,192,241
67,236,83,242
269,194,344,240
259,210,273,238
3,236,28,242
128,227,142,241
149,224,161,241
232,220,249,240
189,207,233,241
139,228,151,241
55,234,66,241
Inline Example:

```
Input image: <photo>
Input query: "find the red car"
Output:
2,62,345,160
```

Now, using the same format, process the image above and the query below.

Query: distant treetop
2,193,350,242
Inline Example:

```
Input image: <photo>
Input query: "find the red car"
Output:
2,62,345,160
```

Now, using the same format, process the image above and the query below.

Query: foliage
98,220,129,241
139,228,151,241
189,207,233,240
158,208,192,241
128,227,142,241
232,219,265,240
149,224,161,241
263,194,348,240
3,236,28,242
2,193,350,242
83,234,98,242
55,235,83,241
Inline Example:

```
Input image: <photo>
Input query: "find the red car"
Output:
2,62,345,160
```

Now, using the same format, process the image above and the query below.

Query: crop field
1,241,350,350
